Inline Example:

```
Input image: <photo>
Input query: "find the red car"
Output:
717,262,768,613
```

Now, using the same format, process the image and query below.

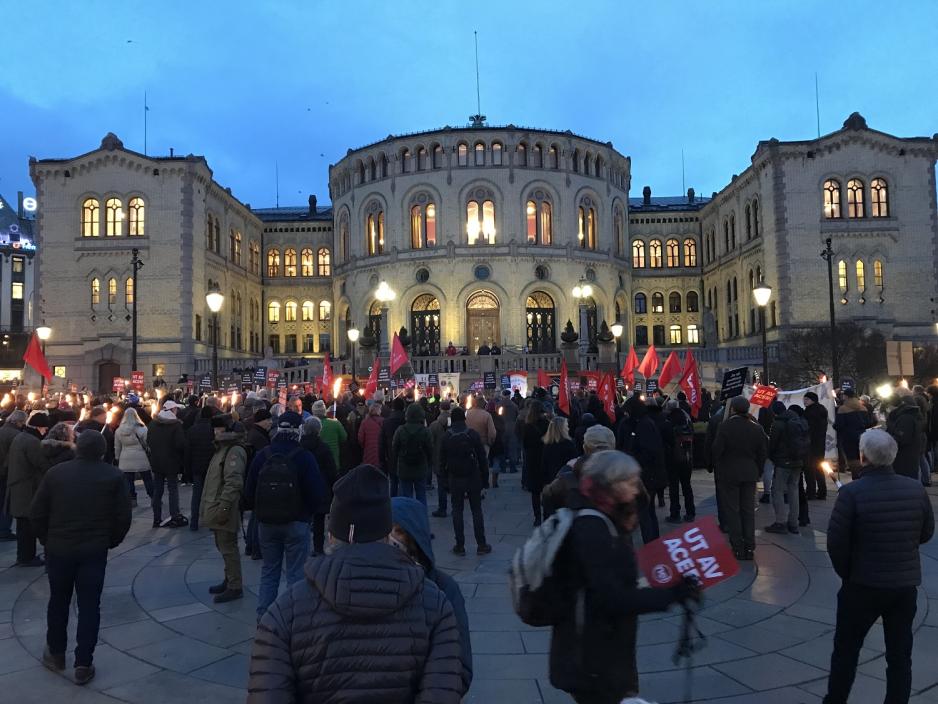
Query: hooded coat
41,438,75,472
357,412,384,468
184,415,217,480
0,421,22,482
5,428,49,517
147,411,186,476
887,400,926,479
114,422,150,472
834,396,872,461
199,430,247,533
247,541,467,703
391,496,472,690
391,404,433,482
427,409,451,477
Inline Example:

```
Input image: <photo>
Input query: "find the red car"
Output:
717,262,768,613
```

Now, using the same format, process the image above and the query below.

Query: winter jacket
768,411,804,469
245,435,325,522
41,439,75,472
428,411,450,477
834,397,872,461
711,413,768,484
573,414,598,456
114,423,150,472
439,422,488,486
497,397,518,436
827,464,934,588
391,496,472,691
247,424,271,454
520,417,550,490
147,412,186,476
247,541,467,703
317,417,347,471
466,407,496,451
541,455,585,519
541,439,578,486
887,402,925,479
392,404,433,482
0,422,22,482
299,434,336,514
199,431,247,533
357,413,384,468
184,417,217,480
30,455,131,555
379,409,405,475
549,491,678,699
5,428,49,517
75,419,115,464
632,413,669,492
704,404,725,470
803,402,829,458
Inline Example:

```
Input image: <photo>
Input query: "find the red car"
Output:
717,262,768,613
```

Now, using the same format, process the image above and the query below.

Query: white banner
438,373,461,399
745,380,838,459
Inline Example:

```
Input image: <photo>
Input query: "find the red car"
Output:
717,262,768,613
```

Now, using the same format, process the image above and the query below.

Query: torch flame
332,378,342,400
820,460,833,476
466,395,473,410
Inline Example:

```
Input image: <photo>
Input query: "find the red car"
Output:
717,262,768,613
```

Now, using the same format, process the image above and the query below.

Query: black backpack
786,416,811,462
672,411,695,465
445,430,478,479
254,447,304,524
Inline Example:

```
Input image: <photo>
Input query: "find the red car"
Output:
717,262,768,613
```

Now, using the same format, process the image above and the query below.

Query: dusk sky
2,1,936,209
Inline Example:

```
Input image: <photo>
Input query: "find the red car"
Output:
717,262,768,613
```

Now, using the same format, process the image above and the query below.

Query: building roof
0,193,34,244
252,205,334,223
628,194,710,213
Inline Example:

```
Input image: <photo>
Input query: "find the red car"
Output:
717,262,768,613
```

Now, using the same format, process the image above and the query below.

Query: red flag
558,359,570,416
658,351,683,388
537,368,549,389
23,332,52,381
322,352,334,399
364,357,381,400
678,350,702,418
598,373,617,423
390,333,409,375
620,346,639,386
637,344,659,379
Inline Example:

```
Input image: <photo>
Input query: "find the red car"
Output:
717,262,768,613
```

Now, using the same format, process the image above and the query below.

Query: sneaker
168,515,189,528
213,588,243,604
208,579,228,595
42,646,65,672
764,523,787,534
15,557,44,567
476,544,492,555
452,545,466,556
152,520,162,529
431,510,447,518
73,665,95,685
788,525,800,534
665,515,683,524
759,493,771,504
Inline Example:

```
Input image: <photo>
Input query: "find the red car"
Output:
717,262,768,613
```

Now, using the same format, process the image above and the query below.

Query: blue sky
1,0,936,209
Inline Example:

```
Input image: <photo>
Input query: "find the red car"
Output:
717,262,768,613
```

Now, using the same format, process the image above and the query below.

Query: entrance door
98,361,120,394
466,290,500,353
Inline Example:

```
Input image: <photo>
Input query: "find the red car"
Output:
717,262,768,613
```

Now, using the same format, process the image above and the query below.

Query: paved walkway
3,471,938,703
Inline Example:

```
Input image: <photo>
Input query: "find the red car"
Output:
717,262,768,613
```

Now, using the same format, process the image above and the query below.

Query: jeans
450,477,486,547
762,458,774,495
718,478,756,551
805,454,827,498
124,471,153,500
639,500,659,544
772,464,802,527
312,513,326,555
257,521,310,619
45,550,107,667
151,473,180,522
825,583,917,704
15,516,37,563
398,478,427,506
668,462,695,518
190,473,205,529
0,476,13,535
503,433,520,472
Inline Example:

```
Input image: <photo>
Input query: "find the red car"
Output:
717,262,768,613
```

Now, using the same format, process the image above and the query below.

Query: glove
671,576,702,606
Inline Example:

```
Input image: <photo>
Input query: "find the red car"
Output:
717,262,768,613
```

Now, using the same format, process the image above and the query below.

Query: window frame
82,198,100,237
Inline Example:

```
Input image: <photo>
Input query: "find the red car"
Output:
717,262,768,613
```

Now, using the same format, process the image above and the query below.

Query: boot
490,472,499,488
208,579,228,595
74,665,96,685
213,588,243,603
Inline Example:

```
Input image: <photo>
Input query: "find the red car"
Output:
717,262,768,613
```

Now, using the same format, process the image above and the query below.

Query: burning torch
820,460,843,489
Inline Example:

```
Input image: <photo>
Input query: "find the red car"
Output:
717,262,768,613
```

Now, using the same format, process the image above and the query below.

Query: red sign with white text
750,384,779,409
266,371,279,389
112,376,125,393
131,371,144,390
637,516,739,590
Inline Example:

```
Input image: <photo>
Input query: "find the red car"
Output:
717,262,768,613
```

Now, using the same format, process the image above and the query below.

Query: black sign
840,377,855,394
242,372,253,390
198,373,212,391
277,378,288,389
227,384,238,393
616,377,626,390
500,374,510,389
634,380,644,392
427,373,439,387
253,367,267,384
378,366,390,382
646,379,659,393
720,366,749,400
483,372,497,390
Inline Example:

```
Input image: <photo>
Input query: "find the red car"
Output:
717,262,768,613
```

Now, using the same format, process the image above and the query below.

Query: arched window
632,240,646,268
284,248,297,277
723,220,730,251
380,153,389,177
856,260,866,291
525,291,556,352
285,301,297,321
366,204,385,255
847,178,865,218
212,216,221,253
651,292,664,314
871,178,889,217
301,248,314,276
491,142,503,165
82,198,100,237
432,145,443,169
319,301,332,321
339,213,349,262
267,248,280,277
125,278,134,305
634,293,647,314
250,242,260,274
649,239,662,268
669,292,682,313
358,161,366,184
268,301,280,323
578,198,597,249
128,197,144,236
752,199,760,236
613,206,624,255
516,142,527,167
417,146,428,171
729,213,736,249
231,230,242,265
687,291,699,312
317,248,331,276
106,277,117,305
457,143,468,167
466,197,496,244
824,179,842,218
91,278,100,305
874,260,884,290
745,203,752,240
525,192,552,245
105,198,123,236
370,158,377,181
571,148,579,173
549,145,559,169
400,148,411,173
410,294,442,355
302,300,315,321
683,238,697,267
532,144,543,168
584,153,593,175
411,200,437,249
666,238,680,267
669,325,682,345
474,142,485,166
838,260,848,292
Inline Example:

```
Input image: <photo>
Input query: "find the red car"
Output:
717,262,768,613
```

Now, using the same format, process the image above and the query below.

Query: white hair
859,428,898,467
582,450,642,489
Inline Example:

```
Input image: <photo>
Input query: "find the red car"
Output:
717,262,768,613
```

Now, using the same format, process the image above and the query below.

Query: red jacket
358,414,384,467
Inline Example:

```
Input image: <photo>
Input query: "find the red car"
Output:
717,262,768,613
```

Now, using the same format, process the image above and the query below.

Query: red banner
678,350,702,418
558,359,570,415
637,516,739,591
597,372,616,423
364,357,381,400
750,384,779,408
266,370,279,388
621,346,639,386
658,351,682,388
637,344,660,379
390,333,409,375
131,370,145,390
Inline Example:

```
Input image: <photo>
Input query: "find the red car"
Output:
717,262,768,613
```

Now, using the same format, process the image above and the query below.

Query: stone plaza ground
3,471,938,704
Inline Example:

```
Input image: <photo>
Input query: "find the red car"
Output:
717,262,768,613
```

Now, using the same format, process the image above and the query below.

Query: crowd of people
0,377,934,702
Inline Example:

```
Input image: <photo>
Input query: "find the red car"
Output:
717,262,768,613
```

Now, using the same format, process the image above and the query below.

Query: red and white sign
637,516,739,591
112,376,125,393
266,370,279,388
131,370,144,390
750,384,779,409
278,388,287,406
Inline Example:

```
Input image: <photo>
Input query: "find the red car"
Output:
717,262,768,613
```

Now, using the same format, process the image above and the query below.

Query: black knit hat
329,464,392,543
76,430,106,460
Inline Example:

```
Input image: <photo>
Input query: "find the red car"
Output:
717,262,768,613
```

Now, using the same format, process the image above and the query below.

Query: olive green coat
199,432,246,533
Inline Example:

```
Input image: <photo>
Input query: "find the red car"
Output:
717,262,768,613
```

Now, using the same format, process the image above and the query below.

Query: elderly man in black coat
824,428,934,704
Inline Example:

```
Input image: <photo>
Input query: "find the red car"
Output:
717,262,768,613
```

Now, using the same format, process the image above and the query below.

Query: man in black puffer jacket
247,464,467,703
184,407,217,531
824,428,934,704
147,401,187,528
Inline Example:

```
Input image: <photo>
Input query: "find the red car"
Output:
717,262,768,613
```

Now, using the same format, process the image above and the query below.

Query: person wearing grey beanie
0,409,27,540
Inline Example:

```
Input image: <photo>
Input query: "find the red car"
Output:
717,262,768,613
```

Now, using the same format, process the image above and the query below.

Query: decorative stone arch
402,284,446,355
454,280,511,349
518,180,561,244
400,182,445,246
458,179,504,245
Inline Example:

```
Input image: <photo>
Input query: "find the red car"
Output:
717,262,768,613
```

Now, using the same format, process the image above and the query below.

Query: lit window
838,260,848,292
651,292,664,314
467,199,495,245
317,248,331,276
250,242,260,274
856,260,866,291
301,248,313,276
107,277,117,305
649,239,662,268
267,248,280,277
669,325,682,345
871,178,889,217
366,207,385,255
82,198,100,237
302,300,314,321
285,301,297,321
125,278,134,304
11,257,23,274
823,179,841,219
669,292,682,313
578,199,597,249
105,198,123,236
268,301,281,323
231,230,242,265
491,142,503,165
632,240,646,268
687,324,700,344
666,239,680,267
284,248,297,277
319,301,332,321
11,282,23,300
128,197,145,236
525,195,551,245
457,143,468,167
411,203,437,249
91,278,100,305
687,291,699,312
474,142,485,166
874,260,884,289
847,179,865,218
683,238,697,267
634,293,647,314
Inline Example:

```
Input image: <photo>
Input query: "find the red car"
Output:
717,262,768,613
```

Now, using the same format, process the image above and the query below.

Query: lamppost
752,280,772,384
610,321,623,369
347,326,360,381
571,278,593,357
130,248,144,372
36,325,51,355
205,287,224,390
375,281,396,358
820,237,840,386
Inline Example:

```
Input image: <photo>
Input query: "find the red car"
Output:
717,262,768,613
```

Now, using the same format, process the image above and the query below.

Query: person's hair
523,398,545,424
46,421,74,444
90,405,107,419
368,402,382,417
730,396,751,415
121,407,143,427
582,450,641,491
6,409,27,426
542,416,570,445
303,416,322,438
859,428,898,466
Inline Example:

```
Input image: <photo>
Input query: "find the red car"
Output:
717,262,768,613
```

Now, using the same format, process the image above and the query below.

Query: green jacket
392,404,433,481
199,431,246,533
318,417,347,469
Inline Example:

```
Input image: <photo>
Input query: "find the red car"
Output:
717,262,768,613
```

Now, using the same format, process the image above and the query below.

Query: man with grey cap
0,409,27,540
711,395,768,561
541,424,617,518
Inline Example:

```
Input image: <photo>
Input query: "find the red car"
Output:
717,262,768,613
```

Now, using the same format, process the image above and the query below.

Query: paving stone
801,672,885,703
82,643,162,691
0,665,126,703
149,601,211,623
163,610,255,648
638,635,759,672
128,634,232,673
520,630,551,654
465,678,544,703
190,653,250,689
711,652,829,689
104,669,243,704
717,622,805,653
471,630,525,654
700,597,783,627
473,653,549,680
638,665,752,703
704,686,823,703
0,637,41,675
99,619,178,650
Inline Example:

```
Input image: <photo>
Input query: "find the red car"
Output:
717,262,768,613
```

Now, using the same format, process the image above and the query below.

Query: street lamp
820,238,840,386
752,280,772,384
205,287,225,390
347,326,360,381
36,325,51,355
610,321,623,368
374,281,396,357
572,278,593,356
130,248,144,372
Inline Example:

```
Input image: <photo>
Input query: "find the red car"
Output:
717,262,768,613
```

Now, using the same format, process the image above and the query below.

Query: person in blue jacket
390,496,472,691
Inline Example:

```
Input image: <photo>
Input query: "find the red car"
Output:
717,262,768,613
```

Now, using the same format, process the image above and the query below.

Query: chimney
642,186,651,206
17,191,24,218
170,147,174,157
687,187,695,204
308,194,317,215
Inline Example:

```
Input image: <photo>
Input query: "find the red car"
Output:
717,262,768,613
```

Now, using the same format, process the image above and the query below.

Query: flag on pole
558,359,570,416
537,368,549,388
637,344,659,379
390,333,409,375
678,349,702,418
621,346,639,386
322,352,334,399
364,357,380,400
598,372,617,423
23,332,52,381
658,350,683,388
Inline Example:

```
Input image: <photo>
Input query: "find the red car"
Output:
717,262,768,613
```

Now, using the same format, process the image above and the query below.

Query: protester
440,406,491,556
379,397,406,495
824,429,934,704
357,401,384,468
184,407,216,531
803,391,829,500
30,430,130,685
664,399,696,523
429,401,452,517
74,406,115,464
704,400,727,530
887,393,926,480
541,416,578,487
299,416,337,556
630,400,669,543
834,388,872,480
41,422,76,472
541,424,616,518
520,399,551,526
392,402,433,504
147,400,187,528
7,411,51,566
466,394,496,454
247,464,469,702
0,409,26,541
246,408,272,453
114,407,153,507
765,400,809,534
